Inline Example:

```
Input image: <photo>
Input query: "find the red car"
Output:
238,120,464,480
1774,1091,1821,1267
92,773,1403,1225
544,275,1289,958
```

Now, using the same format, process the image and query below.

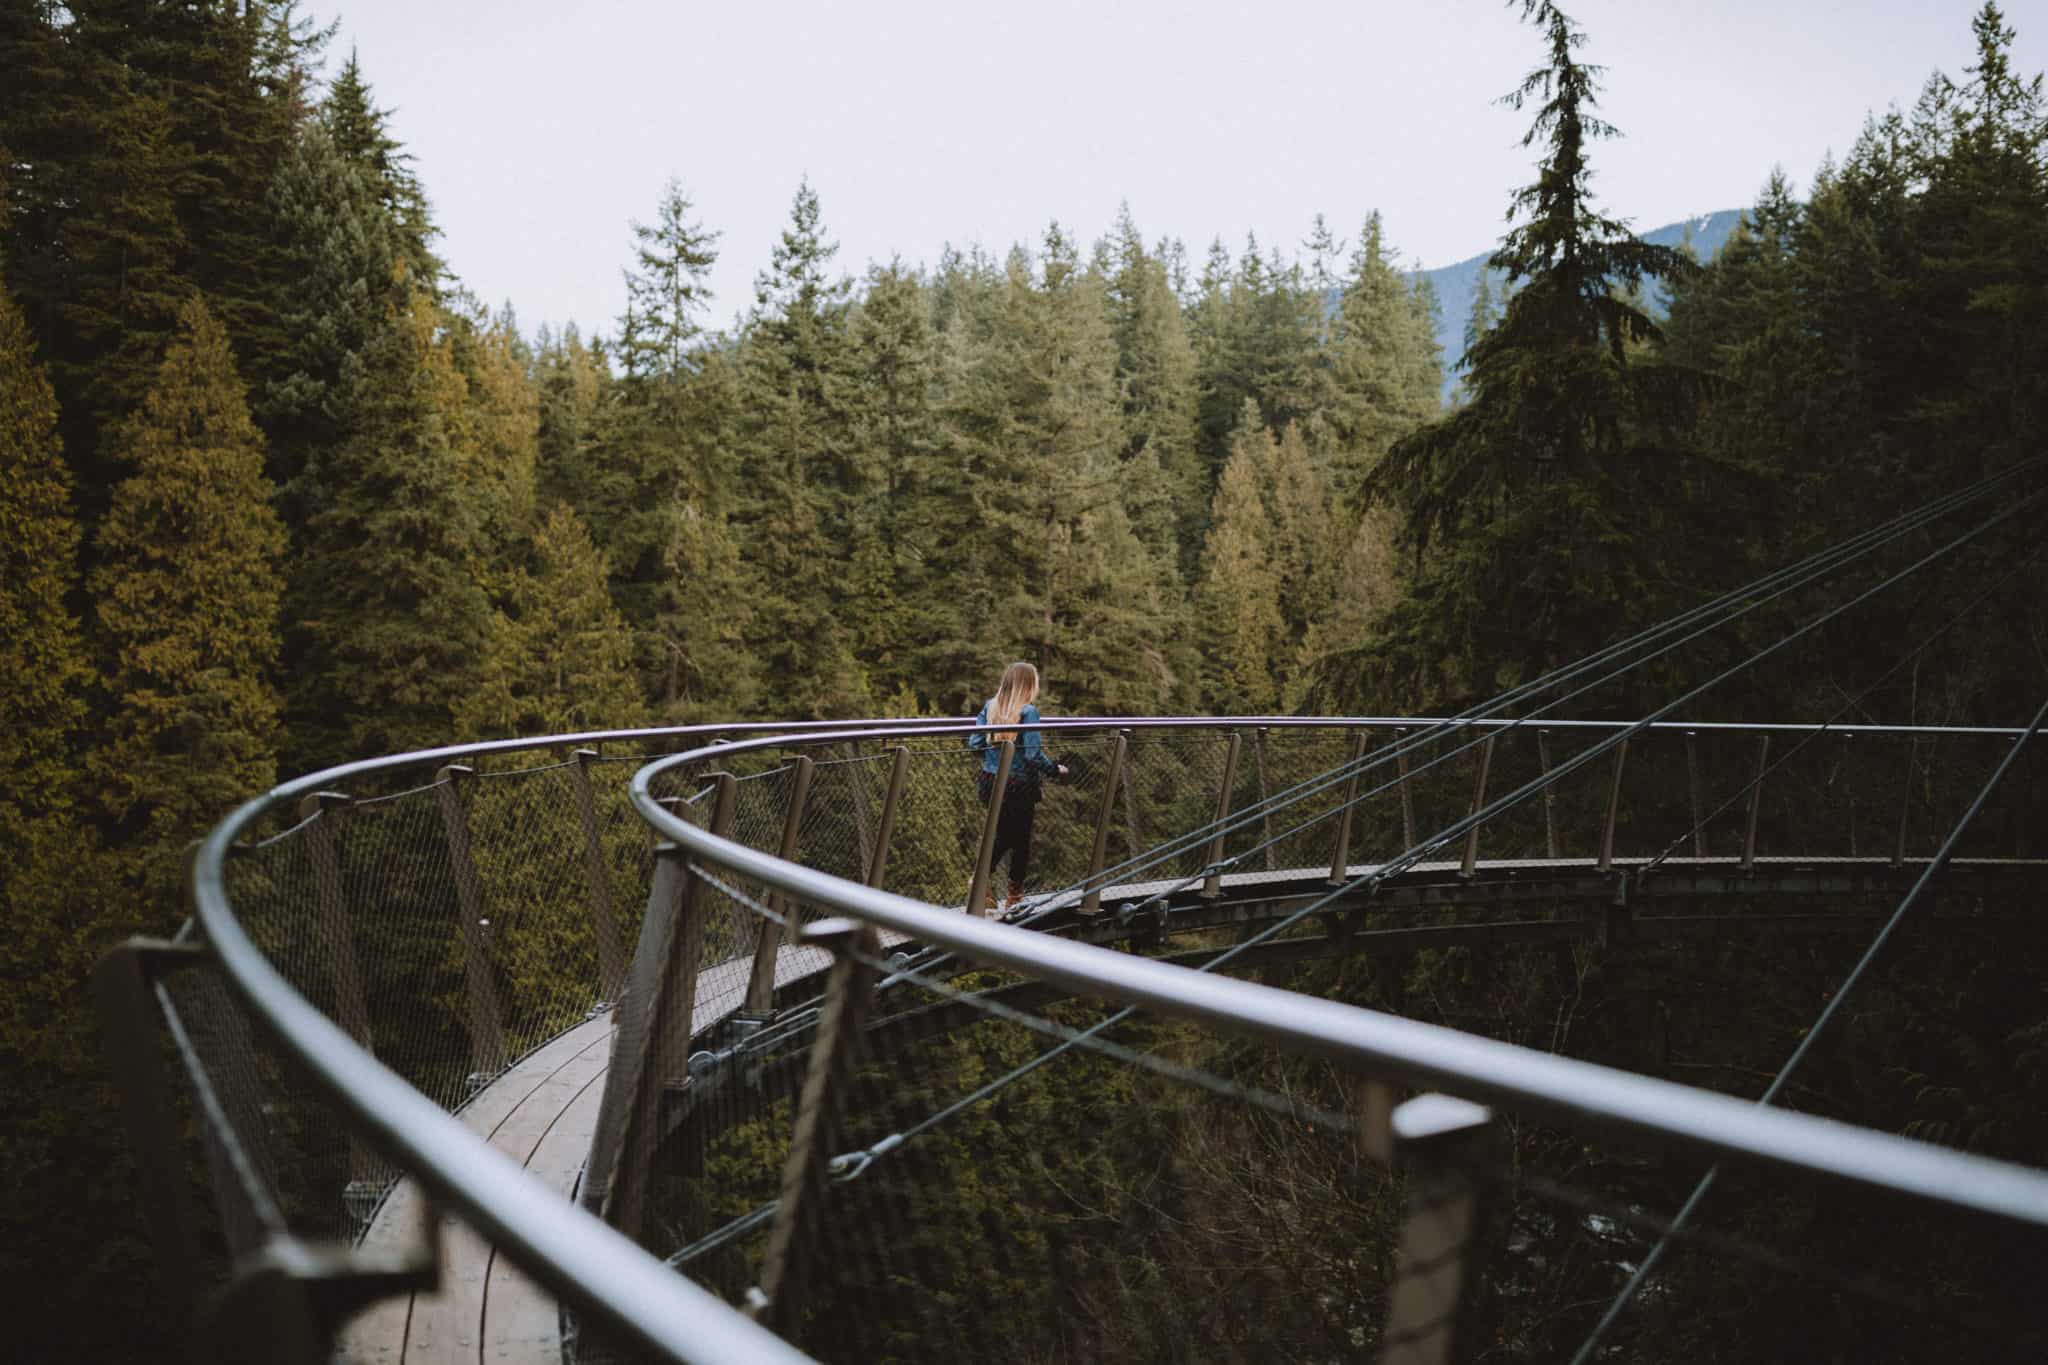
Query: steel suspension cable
1565,687,2048,1365
1029,460,2043,916
837,484,2046,1173
652,467,2048,1269
1021,463,2045,930
1636,541,2048,879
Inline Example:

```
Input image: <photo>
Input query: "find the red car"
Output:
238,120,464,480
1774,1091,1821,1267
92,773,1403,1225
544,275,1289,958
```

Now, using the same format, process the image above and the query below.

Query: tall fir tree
1194,421,1285,712
1334,0,1708,707
257,120,407,497
88,294,287,868
0,272,138,1365
1321,211,1443,495
847,260,943,695
0,272,90,850
1104,205,1205,576
941,227,1185,713
321,51,439,287
455,502,648,737
288,282,489,760
733,179,870,717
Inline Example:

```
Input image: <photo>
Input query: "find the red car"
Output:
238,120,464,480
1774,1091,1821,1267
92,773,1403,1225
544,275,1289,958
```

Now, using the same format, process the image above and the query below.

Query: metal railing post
570,748,626,999
1537,729,1559,860
745,755,815,1013
1743,733,1771,875
587,774,733,1236
1379,1094,1495,1365
1083,731,1130,913
91,938,211,1319
1686,730,1707,859
1329,728,1369,885
297,791,380,1191
865,745,910,889
1201,730,1244,898
1253,726,1278,871
746,918,882,1334
433,764,507,1076
1353,1071,1397,1165
1597,738,1629,874
967,739,1015,916
1460,735,1495,878
1396,728,1417,850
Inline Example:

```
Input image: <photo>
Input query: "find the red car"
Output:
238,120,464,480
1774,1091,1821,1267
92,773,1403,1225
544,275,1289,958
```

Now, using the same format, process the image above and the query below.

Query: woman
969,661,1068,916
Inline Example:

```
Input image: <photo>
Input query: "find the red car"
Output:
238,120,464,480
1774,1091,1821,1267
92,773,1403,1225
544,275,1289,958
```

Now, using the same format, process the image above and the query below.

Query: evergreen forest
3,2,2047,1360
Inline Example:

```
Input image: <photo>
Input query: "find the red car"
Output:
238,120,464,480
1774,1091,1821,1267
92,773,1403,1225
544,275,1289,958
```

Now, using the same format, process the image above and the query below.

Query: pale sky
319,0,2044,339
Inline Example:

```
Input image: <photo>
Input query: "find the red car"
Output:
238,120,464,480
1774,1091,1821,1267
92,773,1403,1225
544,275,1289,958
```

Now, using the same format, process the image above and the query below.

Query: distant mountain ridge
1411,207,1747,397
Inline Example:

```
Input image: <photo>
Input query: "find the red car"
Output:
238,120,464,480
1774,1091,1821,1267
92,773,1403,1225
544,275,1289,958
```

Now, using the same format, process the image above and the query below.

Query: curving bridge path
101,713,2048,1365
340,839,2044,1364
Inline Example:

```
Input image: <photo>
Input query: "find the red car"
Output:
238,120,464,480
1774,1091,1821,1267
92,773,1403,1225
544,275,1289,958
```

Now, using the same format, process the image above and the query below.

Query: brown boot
1006,880,1025,914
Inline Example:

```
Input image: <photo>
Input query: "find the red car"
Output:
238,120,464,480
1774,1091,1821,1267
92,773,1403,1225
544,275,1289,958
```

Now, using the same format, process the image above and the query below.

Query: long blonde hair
984,661,1040,742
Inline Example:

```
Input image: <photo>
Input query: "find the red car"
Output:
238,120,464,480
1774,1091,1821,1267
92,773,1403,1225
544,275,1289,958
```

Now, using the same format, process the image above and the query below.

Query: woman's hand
1057,764,1070,777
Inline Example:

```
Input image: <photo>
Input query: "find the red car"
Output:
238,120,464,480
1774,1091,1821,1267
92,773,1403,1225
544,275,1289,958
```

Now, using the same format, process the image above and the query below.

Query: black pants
979,772,1040,886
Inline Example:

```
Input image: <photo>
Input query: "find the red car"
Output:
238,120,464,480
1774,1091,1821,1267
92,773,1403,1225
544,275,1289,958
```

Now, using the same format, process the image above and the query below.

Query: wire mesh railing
617,716,2048,1362
103,712,2048,1364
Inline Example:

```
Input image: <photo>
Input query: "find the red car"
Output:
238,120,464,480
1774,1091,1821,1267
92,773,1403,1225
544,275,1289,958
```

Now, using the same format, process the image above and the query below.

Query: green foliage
0,274,89,840
937,228,1189,715
1335,0,1714,710
288,283,490,761
456,502,648,738
1320,211,1444,495
90,293,286,865
321,51,440,287
257,121,406,492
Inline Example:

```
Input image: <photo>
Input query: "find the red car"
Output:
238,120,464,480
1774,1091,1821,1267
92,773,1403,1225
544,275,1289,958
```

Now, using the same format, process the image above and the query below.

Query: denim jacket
970,702,1058,777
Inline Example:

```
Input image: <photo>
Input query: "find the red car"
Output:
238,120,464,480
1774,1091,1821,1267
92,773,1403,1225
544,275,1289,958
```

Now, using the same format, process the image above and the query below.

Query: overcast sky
320,0,2043,338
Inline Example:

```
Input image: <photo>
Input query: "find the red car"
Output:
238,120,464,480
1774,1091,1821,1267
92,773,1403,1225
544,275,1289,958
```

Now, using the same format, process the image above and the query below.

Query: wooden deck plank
398,1029,615,1364
480,1067,609,1363
338,1020,614,1364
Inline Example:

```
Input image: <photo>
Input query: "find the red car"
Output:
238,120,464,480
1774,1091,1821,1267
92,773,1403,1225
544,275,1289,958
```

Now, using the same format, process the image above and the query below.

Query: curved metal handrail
166,711,2047,1361
629,720,2048,1232
184,719,967,1365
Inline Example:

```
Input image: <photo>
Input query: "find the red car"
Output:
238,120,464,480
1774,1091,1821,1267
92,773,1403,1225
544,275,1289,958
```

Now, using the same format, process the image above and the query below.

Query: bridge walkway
335,851,2042,1362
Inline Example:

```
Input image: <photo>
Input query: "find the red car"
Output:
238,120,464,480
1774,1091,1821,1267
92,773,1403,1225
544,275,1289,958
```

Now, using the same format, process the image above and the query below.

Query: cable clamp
828,1132,903,1183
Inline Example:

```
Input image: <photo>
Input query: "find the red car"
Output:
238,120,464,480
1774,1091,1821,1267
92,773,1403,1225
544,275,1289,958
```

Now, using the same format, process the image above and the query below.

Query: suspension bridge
100,469,2048,1363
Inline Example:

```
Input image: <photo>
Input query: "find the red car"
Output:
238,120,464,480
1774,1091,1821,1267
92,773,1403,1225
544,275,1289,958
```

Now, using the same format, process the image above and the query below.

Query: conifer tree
1303,213,1346,302
733,179,870,717
619,178,721,381
1105,207,1205,574
322,52,439,287
943,228,1185,713
1195,424,1284,712
289,283,489,760
0,276,90,846
847,260,943,695
533,321,605,509
258,122,406,496
1341,0,1706,706
0,23,185,509
456,503,648,737
89,294,287,857
1454,267,1504,404
441,294,540,564
1321,211,1443,494
1203,238,1325,472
